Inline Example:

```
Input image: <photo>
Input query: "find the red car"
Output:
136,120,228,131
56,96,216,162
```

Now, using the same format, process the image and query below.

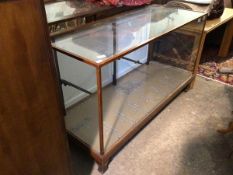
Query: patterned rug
198,58,233,86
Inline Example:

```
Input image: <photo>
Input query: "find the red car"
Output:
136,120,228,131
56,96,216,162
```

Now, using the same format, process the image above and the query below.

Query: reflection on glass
153,19,205,71
45,0,108,23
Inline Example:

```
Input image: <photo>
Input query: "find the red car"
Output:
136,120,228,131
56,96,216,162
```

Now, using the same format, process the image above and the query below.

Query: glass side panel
152,17,205,72
53,5,205,64
64,64,101,153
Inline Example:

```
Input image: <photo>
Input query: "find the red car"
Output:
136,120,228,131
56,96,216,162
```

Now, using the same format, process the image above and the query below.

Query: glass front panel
53,5,205,65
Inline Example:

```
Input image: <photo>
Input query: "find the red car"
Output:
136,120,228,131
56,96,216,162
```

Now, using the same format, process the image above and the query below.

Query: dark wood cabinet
0,1,72,175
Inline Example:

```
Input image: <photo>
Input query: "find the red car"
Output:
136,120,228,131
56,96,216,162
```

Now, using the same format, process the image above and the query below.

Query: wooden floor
65,61,192,153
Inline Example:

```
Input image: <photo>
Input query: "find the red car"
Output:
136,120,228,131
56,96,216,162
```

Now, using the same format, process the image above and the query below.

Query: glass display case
52,5,206,173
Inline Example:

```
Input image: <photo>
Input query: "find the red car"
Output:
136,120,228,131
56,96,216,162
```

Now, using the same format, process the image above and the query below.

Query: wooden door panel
0,1,72,175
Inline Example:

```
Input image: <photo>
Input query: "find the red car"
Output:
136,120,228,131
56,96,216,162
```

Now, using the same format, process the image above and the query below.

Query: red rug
198,58,233,86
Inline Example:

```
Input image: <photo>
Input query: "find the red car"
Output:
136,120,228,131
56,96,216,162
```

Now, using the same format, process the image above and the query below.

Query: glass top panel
53,5,205,65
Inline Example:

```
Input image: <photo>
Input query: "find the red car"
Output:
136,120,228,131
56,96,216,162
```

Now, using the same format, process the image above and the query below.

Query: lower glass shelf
65,61,192,153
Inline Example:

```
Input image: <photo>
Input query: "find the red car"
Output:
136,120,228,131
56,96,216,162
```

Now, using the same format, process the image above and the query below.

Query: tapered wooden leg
96,68,105,155
217,111,233,134
98,161,109,174
190,32,207,89
184,82,193,92
218,19,233,57
217,121,233,134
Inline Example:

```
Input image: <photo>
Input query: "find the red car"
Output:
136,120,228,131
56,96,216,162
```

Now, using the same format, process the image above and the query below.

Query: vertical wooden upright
0,1,72,175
